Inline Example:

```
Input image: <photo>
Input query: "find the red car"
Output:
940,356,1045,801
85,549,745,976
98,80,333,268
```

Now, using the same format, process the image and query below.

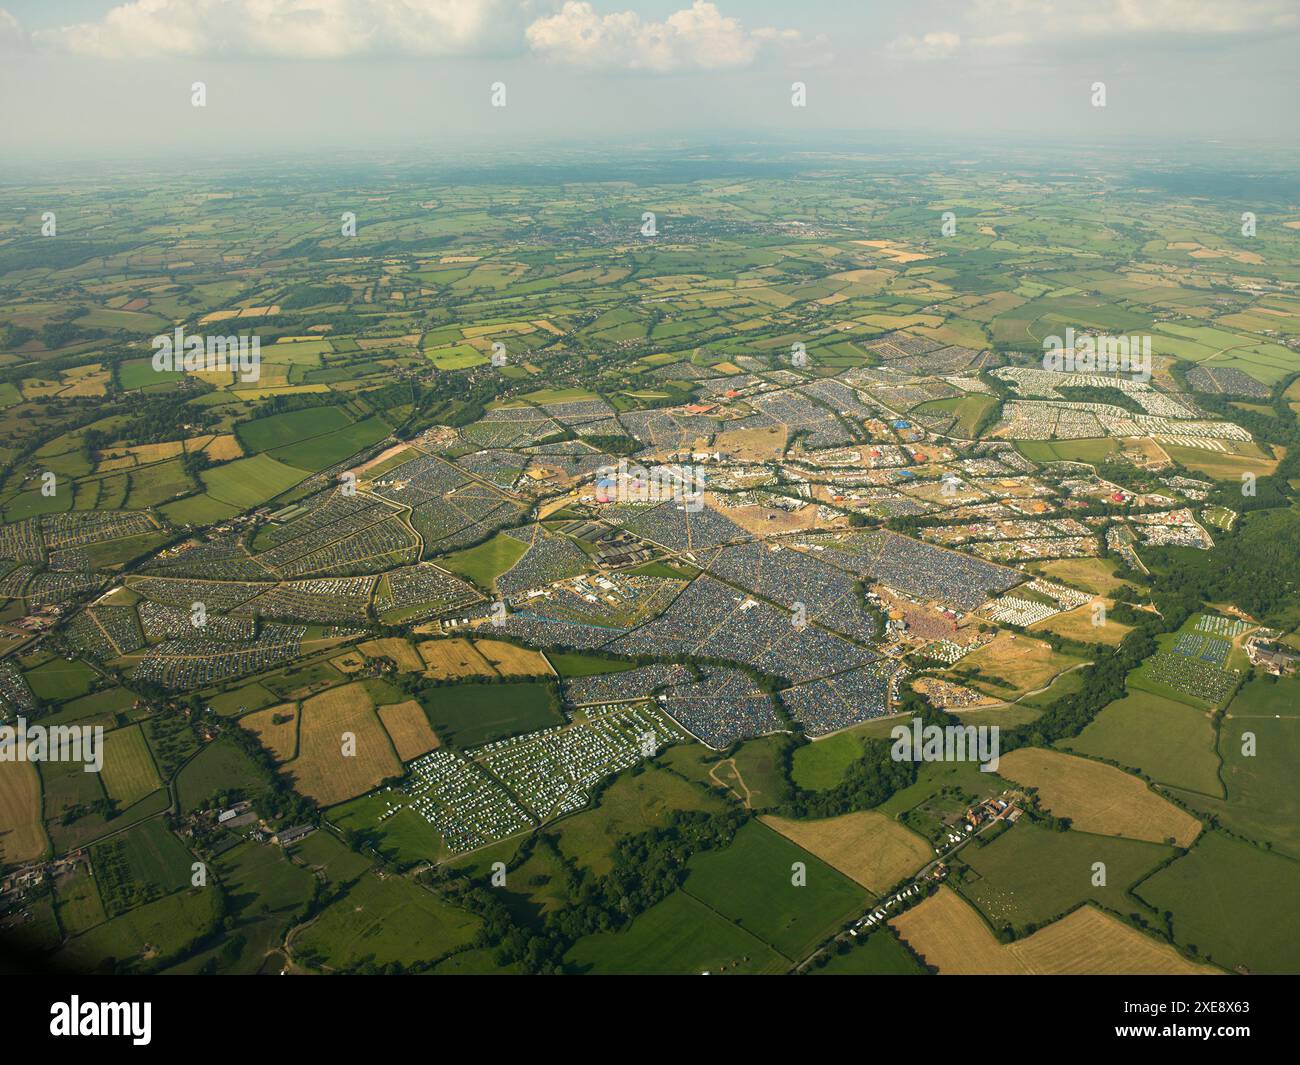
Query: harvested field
892,887,1215,975
997,747,1202,847
953,633,1084,700
201,434,244,461
761,811,932,893
1015,905,1218,975
891,887,1022,974
284,683,401,806
358,638,425,673
1028,600,1132,647
474,640,553,677
377,700,440,761
0,760,48,863
240,703,299,761
417,638,496,680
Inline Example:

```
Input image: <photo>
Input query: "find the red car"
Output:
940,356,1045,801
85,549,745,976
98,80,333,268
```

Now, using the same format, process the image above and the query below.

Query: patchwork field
3,135,1297,981
282,682,401,806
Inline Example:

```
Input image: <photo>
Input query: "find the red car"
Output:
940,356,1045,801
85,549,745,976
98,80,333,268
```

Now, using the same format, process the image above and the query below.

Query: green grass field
329,793,444,866
53,866,107,937
544,652,639,679
791,732,864,792
200,453,310,508
955,823,1171,932
236,407,352,452
682,820,869,959
176,738,267,813
438,532,530,589
1166,675,1300,860
1061,690,1222,795
23,657,99,702
912,393,998,438
1135,831,1300,974
810,929,926,975
1015,438,1119,465
292,871,480,971
58,889,222,973
551,764,726,876
269,415,389,471
99,724,163,807
215,839,316,916
729,734,793,810
565,889,786,975
422,681,562,748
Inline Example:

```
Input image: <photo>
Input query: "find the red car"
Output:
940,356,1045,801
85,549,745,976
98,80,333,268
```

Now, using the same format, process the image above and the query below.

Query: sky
0,0,1297,162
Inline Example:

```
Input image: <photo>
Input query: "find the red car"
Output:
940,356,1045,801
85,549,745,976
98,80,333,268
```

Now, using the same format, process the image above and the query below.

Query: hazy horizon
1,0,1297,162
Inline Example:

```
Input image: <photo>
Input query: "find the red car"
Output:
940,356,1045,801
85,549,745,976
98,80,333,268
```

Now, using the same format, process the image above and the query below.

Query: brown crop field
1029,600,1132,647
1013,905,1218,975
417,638,496,679
284,683,401,806
997,748,1202,847
954,634,1084,700
377,700,440,761
891,887,1023,973
0,760,48,864
201,434,244,461
1028,557,1130,596
240,702,300,761
358,638,425,673
892,888,1215,975
761,811,932,893
475,640,553,677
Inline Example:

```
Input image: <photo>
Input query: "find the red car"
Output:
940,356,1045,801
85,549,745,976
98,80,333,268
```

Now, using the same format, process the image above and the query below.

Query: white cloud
887,31,961,61
887,1,1297,62
969,0,1298,38
526,1,820,72
0,7,29,52
37,0,525,60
